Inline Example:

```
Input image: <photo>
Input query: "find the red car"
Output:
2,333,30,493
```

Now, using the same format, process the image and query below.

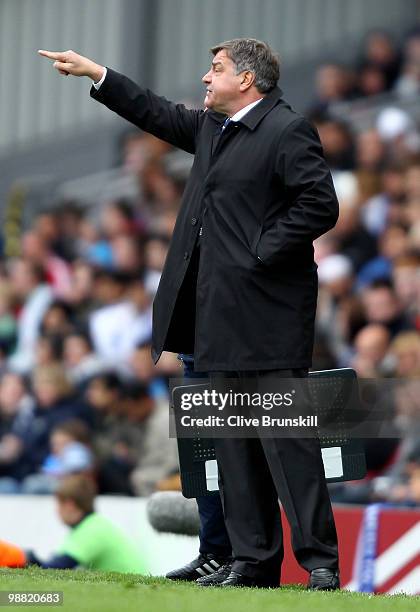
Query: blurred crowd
309,27,420,506
0,28,420,506
309,26,420,111
0,153,183,497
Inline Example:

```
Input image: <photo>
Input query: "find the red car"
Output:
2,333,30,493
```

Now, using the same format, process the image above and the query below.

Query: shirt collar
229,98,263,122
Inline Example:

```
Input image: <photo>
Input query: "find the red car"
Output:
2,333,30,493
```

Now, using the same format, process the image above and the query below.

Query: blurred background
0,0,420,535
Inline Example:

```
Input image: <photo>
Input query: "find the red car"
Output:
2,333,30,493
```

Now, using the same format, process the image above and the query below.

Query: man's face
202,50,242,114
363,288,399,323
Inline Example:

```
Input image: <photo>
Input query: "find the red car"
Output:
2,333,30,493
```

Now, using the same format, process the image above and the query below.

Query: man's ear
239,70,256,92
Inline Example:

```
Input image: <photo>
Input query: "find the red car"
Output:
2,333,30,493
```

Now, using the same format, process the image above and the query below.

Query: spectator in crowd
51,204,86,262
0,373,34,439
0,284,17,362
89,271,152,368
83,361,178,497
404,161,420,201
111,234,145,274
63,330,106,388
316,253,357,365
361,279,412,337
358,63,387,98
129,341,169,400
0,365,92,492
357,30,401,90
78,216,114,268
143,233,170,295
140,158,182,213
357,30,401,95
355,129,386,178
350,324,391,377
8,259,53,373
391,254,420,324
85,373,150,495
394,27,420,97
100,199,138,240
63,260,97,327
0,373,34,492
309,63,356,114
375,446,420,506
126,341,179,495
33,212,63,254
309,115,356,171
360,163,406,237
392,459,420,505
85,372,123,417
41,301,74,337
376,107,420,163
367,378,420,505
388,331,420,378
34,334,63,368
22,419,94,494
356,224,409,289
148,209,178,239
21,230,72,297
330,172,378,272
98,383,153,496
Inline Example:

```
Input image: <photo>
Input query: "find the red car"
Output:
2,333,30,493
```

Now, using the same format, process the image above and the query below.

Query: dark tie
211,117,233,155
221,117,232,132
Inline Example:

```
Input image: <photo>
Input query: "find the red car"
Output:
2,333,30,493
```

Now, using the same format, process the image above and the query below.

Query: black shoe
308,568,340,591
220,570,279,588
196,560,233,586
165,553,231,582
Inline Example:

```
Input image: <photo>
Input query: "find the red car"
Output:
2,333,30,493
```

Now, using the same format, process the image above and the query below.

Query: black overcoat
91,69,339,371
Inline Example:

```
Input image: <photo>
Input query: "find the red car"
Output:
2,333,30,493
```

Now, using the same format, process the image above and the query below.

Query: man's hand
38,49,104,82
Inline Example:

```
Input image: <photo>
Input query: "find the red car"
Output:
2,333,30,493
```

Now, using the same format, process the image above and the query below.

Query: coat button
184,251,189,260
191,217,197,225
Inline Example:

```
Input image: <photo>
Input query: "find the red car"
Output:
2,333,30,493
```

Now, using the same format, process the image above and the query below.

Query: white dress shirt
228,98,263,121
92,67,107,89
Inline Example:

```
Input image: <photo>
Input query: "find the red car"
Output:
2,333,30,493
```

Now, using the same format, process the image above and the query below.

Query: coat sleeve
90,68,203,154
257,117,339,266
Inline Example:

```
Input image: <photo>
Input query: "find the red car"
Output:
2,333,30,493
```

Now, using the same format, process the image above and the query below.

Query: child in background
0,474,148,573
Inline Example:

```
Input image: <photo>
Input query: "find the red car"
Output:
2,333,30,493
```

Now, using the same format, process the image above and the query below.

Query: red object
0,540,27,567
281,504,420,594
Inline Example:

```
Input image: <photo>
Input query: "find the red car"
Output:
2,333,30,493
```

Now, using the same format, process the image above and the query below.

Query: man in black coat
39,39,340,590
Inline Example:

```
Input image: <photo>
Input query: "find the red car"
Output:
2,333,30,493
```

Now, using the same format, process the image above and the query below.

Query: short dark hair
111,198,135,221
65,328,94,352
56,475,96,513
52,418,91,445
368,279,394,291
21,259,46,283
38,333,64,360
89,372,123,393
210,38,280,93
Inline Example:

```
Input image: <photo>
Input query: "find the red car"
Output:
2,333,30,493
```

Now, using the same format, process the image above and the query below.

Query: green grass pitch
0,567,418,612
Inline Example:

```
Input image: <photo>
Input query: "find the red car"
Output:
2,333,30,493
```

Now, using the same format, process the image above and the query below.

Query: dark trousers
179,355,339,576
212,368,339,581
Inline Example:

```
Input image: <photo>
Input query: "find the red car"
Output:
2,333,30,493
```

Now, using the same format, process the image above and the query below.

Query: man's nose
202,71,211,84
